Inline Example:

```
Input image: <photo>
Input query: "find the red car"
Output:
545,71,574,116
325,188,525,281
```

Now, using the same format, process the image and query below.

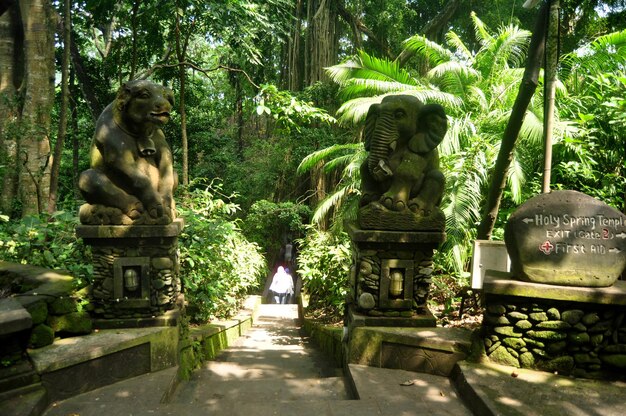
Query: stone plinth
482,270,626,380
76,219,183,323
346,222,445,323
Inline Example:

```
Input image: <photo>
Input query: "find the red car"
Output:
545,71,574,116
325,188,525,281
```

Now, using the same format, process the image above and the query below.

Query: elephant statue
358,95,447,230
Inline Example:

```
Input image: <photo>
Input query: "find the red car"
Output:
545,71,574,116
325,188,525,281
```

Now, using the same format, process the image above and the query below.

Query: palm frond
297,143,362,174
311,185,357,226
326,50,415,86
507,156,525,204
471,12,494,49
401,34,455,67
445,31,473,62
561,30,626,85
324,152,361,174
427,61,480,96
338,78,419,101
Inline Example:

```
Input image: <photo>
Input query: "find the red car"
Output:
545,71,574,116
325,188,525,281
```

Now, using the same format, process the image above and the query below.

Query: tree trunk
395,0,461,67
476,2,548,240
0,3,21,215
286,0,304,91
70,35,101,120
48,0,71,214
305,0,338,86
174,8,189,186
18,0,54,216
542,0,559,193
70,68,80,200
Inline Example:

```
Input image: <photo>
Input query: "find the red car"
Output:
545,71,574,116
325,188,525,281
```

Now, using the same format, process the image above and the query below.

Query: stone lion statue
78,80,177,225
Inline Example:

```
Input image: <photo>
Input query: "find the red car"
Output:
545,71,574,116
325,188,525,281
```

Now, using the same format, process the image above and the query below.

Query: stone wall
482,272,626,380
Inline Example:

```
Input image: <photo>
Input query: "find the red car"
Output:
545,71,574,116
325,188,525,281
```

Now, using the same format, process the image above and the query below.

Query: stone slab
349,326,471,376
0,298,32,335
484,270,626,305
75,218,184,239
453,360,626,416
346,221,446,244
0,384,48,416
28,326,178,374
348,306,437,328
348,364,472,415
93,308,181,329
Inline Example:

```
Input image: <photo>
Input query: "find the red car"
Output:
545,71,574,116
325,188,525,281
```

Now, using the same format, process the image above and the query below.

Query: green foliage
177,180,266,322
296,227,351,322
241,200,311,262
255,84,337,133
0,212,92,286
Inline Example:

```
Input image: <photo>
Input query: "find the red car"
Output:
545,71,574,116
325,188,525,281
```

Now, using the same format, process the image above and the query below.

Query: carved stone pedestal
76,219,184,328
345,222,445,328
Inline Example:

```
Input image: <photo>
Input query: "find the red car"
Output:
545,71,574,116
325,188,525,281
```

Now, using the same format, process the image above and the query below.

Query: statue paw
381,196,406,211
409,199,433,216
124,201,144,219
148,203,164,219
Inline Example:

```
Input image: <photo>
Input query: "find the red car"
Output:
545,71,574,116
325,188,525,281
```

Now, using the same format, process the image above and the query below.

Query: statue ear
363,103,380,151
116,82,133,113
408,103,448,154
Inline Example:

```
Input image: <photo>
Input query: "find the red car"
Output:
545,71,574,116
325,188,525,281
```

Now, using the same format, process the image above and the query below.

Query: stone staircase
39,304,477,416
167,304,354,414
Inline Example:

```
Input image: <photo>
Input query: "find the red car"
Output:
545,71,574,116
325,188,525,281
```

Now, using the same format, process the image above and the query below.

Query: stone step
45,398,386,416
28,325,178,401
0,383,48,416
348,364,473,415
171,375,350,405
42,366,179,416
348,326,473,376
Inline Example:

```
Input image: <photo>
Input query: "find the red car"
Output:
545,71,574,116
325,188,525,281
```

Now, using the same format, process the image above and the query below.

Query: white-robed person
269,266,294,304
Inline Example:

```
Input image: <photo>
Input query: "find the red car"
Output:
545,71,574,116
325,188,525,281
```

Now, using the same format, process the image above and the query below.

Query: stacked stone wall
354,248,433,316
90,238,180,319
483,295,626,379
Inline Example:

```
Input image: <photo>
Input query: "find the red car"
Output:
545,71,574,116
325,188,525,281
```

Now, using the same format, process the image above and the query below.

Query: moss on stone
562,309,584,325
528,312,548,322
515,320,533,330
567,332,590,345
494,326,523,338
541,356,574,373
526,330,567,341
28,324,54,348
546,308,560,320
48,311,92,335
600,354,626,368
582,313,600,326
546,341,567,354
25,300,48,325
503,337,526,350
519,351,535,368
487,304,506,315
507,311,528,321
49,297,78,315
489,345,520,367
536,320,571,330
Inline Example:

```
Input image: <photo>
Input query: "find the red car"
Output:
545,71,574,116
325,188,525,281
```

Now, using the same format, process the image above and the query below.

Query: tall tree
0,0,55,217
48,0,72,213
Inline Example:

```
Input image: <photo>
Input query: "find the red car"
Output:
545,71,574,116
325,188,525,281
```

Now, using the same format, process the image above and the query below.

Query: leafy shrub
241,200,311,265
297,227,351,323
178,180,266,322
0,211,92,287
